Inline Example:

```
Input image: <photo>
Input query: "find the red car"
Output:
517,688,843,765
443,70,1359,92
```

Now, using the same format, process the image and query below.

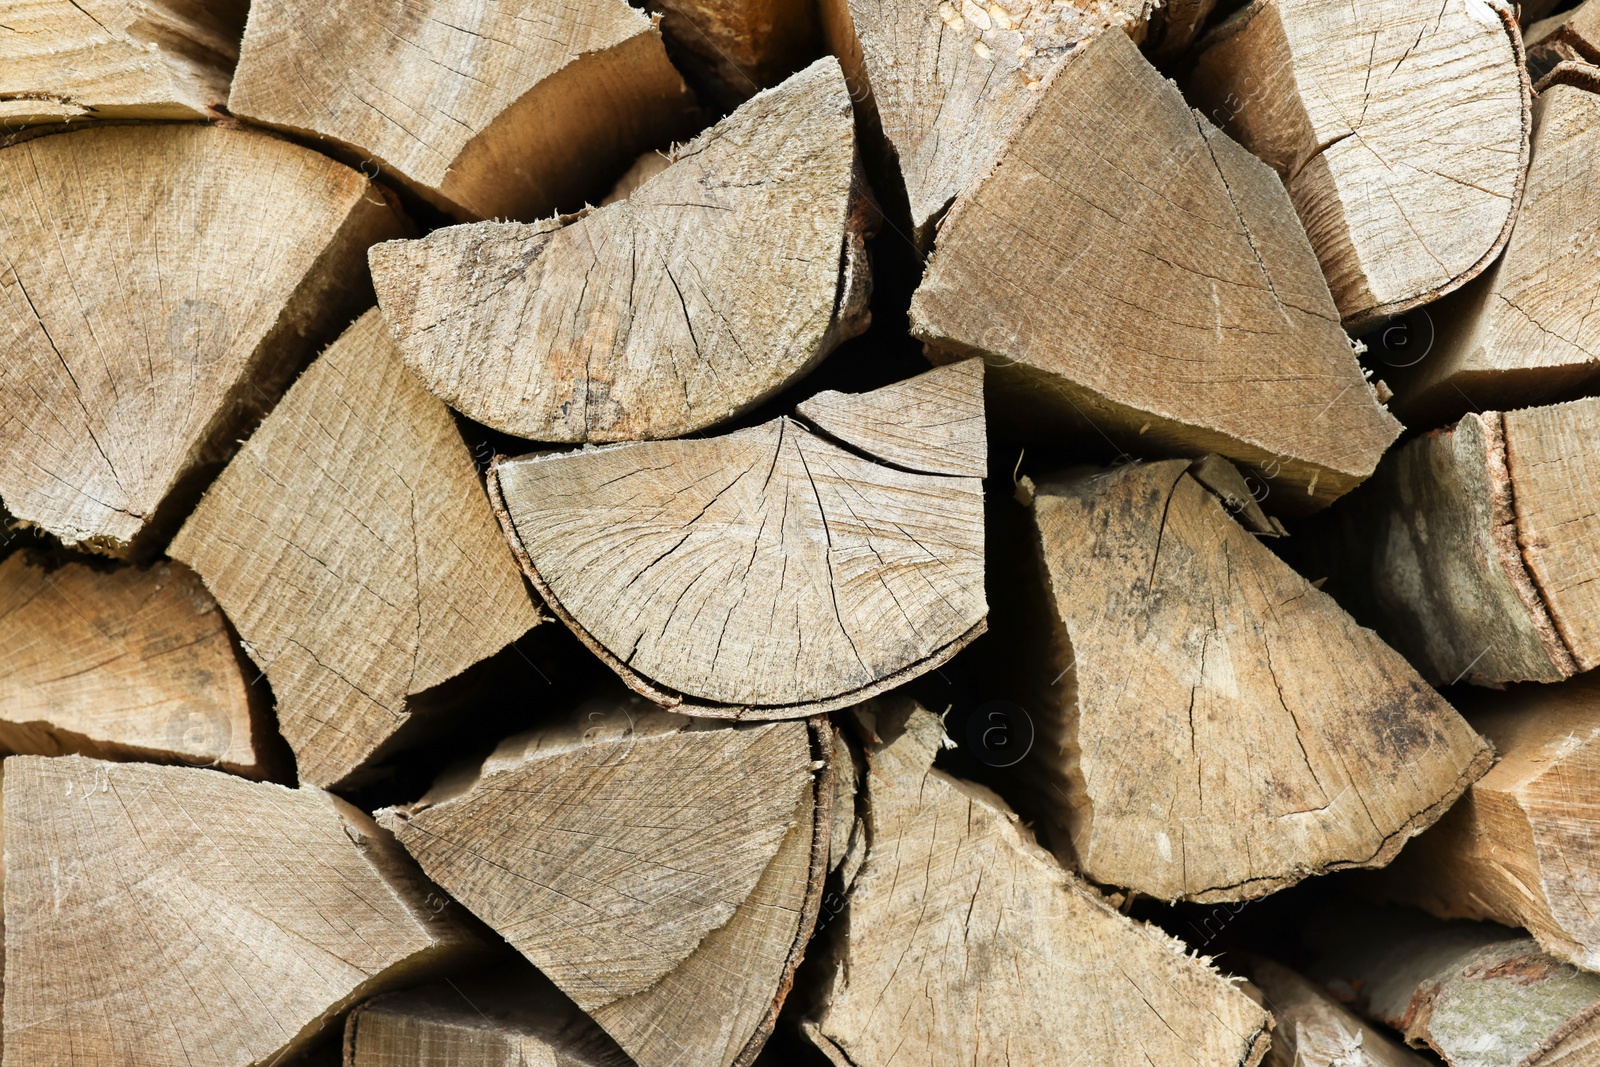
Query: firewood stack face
14,0,1600,1065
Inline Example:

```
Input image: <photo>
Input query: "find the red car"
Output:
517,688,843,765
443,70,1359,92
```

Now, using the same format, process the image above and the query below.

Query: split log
169,310,541,789
0,554,268,777
1311,398,1600,686
1,754,481,1067
652,0,826,108
1185,0,1530,330
1146,0,1222,61
1373,673,1600,973
1246,956,1428,1067
909,29,1399,510
371,59,871,444
1307,910,1600,1067
0,123,408,558
1019,456,1492,902
228,0,701,221
344,963,630,1067
1383,82,1600,424
818,0,1159,250
488,360,987,718
0,0,246,125
1527,3,1600,83
801,697,1272,1067
377,703,832,1067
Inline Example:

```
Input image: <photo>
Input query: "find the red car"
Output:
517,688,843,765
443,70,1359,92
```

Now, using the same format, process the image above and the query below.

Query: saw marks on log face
229,0,700,221
372,59,868,444
0,123,407,558
2,755,476,1067
1187,0,1529,329
0,555,263,776
804,699,1271,1067
0,0,247,124
1028,459,1492,902
491,363,987,715
381,713,826,1067
824,0,1157,248
911,28,1398,511
169,310,541,789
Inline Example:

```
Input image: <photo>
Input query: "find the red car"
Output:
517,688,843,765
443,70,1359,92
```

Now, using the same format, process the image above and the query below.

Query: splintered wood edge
485,462,988,720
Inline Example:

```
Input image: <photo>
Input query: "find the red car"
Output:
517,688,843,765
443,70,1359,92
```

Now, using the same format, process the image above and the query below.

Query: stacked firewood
1,0,1597,1064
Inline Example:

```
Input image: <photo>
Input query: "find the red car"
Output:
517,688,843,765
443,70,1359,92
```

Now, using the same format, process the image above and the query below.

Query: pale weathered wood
910,29,1399,510
819,0,1159,249
373,59,870,444
379,704,831,1067
653,0,826,107
2,754,481,1067
1385,84,1600,423
489,361,987,718
1022,457,1492,902
344,963,631,1067
1527,2,1600,82
228,0,701,221
0,123,408,558
794,358,986,476
169,310,541,789
1186,0,1530,329
0,553,267,776
0,0,246,125
1247,956,1428,1067
1309,911,1600,1067
802,697,1272,1067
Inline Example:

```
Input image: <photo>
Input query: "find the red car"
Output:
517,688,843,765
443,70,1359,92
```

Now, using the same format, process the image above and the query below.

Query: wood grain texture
228,0,701,221
380,706,831,1067
0,123,407,558
1527,3,1600,83
653,0,826,108
0,554,265,776
911,28,1399,511
1248,957,1428,1067
795,359,986,477
1025,458,1492,902
1,755,479,1067
169,310,540,789
1145,0,1220,60
372,59,870,444
1186,0,1530,329
803,698,1272,1067
0,0,246,124
489,362,987,717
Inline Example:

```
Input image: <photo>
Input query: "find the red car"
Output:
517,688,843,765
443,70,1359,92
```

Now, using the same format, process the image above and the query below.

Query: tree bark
1527,2,1600,82
1246,956,1429,1067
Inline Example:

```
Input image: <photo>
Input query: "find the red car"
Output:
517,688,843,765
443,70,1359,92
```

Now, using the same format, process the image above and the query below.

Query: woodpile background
4,0,1600,1064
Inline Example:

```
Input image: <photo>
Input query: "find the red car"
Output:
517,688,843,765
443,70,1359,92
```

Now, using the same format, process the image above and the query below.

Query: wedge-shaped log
0,554,267,776
1387,84,1600,424
655,0,826,108
1314,398,1600,686
1375,675,1600,973
170,310,541,789
1186,0,1530,329
490,361,987,717
0,0,246,125
373,59,869,444
819,0,1158,249
229,0,700,221
1309,910,1600,1067
2,755,479,1067
379,704,832,1067
1527,2,1600,83
0,123,407,558
345,963,630,1067
1247,956,1429,1067
802,698,1271,1067
1022,458,1492,902
911,29,1398,510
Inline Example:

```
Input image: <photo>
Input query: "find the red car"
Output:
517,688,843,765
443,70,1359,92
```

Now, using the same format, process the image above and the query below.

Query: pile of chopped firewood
2,0,1598,1064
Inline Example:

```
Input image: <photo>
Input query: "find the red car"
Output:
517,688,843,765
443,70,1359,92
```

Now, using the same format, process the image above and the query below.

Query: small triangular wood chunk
489,363,987,717
802,698,1272,1067
0,123,408,558
796,359,985,476
0,0,245,125
372,59,870,444
1025,458,1492,902
911,29,1399,511
170,310,541,789
0,554,267,776
228,0,700,221
1,755,481,1067
379,707,831,1067
1186,0,1530,329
